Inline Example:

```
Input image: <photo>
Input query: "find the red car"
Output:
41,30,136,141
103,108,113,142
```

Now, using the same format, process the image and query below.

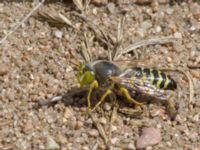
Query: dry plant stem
160,68,194,104
85,0,91,11
81,33,93,62
73,0,84,12
58,13,77,29
89,113,112,150
113,17,125,60
1,145,13,150
91,142,99,150
114,36,180,60
72,12,112,49
0,0,45,45
109,105,118,141
0,120,12,127
38,12,77,29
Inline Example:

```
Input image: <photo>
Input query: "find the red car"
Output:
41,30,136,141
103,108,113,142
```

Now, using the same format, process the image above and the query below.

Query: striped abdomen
134,67,177,90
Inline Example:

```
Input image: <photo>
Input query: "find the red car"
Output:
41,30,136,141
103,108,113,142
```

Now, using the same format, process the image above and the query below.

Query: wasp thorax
91,60,122,85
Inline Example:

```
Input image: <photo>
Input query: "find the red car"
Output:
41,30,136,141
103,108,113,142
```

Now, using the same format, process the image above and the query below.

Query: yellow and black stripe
134,67,177,90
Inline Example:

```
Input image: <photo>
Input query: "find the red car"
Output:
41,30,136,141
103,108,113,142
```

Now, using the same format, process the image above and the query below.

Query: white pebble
156,26,162,33
46,137,60,150
174,32,182,39
54,30,63,39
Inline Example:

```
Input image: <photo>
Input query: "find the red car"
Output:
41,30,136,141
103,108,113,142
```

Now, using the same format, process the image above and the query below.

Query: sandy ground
0,0,200,150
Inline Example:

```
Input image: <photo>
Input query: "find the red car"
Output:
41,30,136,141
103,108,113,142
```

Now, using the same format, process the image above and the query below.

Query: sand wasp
70,55,177,119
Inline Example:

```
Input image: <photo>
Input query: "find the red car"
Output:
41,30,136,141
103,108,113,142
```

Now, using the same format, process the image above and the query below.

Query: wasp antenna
68,49,81,70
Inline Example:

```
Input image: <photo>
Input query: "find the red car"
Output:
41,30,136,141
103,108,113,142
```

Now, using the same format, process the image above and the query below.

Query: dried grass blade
73,0,84,11
58,13,76,29
0,0,45,45
115,36,179,60
89,113,112,150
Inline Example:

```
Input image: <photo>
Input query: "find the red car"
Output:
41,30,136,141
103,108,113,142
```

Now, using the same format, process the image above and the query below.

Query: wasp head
75,63,95,87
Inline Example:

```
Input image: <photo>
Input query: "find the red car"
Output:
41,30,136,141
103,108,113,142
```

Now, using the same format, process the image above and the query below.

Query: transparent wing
110,76,168,101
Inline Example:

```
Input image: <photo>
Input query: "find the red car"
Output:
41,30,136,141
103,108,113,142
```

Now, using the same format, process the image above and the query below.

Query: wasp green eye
77,71,95,87
76,64,95,87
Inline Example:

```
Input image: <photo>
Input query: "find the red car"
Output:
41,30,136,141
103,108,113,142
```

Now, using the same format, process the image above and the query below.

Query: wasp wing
110,75,168,101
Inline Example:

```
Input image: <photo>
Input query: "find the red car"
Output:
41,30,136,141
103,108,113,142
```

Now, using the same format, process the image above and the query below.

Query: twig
109,105,118,141
114,36,180,60
89,113,112,150
0,0,45,45
38,11,76,29
72,12,113,49
0,120,12,127
1,145,13,150
113,17,125,61
91,142,99,150
85,0,91,12
59,13,77,29
73,0,84,12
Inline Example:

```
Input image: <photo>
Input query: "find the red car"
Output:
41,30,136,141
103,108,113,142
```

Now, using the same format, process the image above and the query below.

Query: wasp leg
120,87,143,105
90,89,112,113
87,80,99,111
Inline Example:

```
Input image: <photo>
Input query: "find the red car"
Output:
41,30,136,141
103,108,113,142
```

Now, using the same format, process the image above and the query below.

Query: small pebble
190,26,196,31
103,102,111,111
64,107,74,119
68,117,77,129
92,8,98,15
46,137,60,150
110,137,118,144
136,127,162,149
155,26,162,33
166,8,174,15
190,50,196,58
192,113,199,122
173,42,184,53
190,70,200,79
54,30,63,39
196,56,200,63
99,117,107,125
75,120,83,130
135,0,152,5
127,143,136,150
79,107,87,112
166,57,172,63
146,146,153,150
91,0,108,6
174,32,182,39
107,3,115,13
58,134,67,144
82,146,90,150
88,129,99,137
166,141,172,147
110,125,117,132
22,122,33,134
0,64,9,75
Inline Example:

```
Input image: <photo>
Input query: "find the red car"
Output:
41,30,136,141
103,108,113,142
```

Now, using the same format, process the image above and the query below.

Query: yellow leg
90,89,112,113
120,87,143,105
87,80,99,111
